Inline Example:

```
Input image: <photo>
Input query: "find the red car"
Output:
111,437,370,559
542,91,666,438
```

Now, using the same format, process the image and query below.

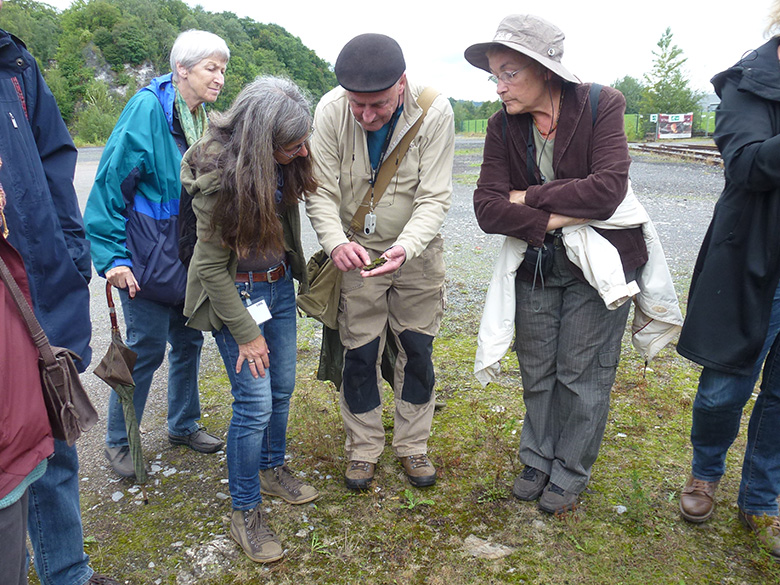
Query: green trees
612,76,643,115
641,27,703,116
0,0,337,144
451,98,501,132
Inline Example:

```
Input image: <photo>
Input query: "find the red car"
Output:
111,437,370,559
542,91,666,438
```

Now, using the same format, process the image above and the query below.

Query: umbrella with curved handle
93,281,148,502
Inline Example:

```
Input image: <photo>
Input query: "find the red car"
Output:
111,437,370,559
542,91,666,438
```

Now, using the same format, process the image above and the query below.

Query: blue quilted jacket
0,29,92,370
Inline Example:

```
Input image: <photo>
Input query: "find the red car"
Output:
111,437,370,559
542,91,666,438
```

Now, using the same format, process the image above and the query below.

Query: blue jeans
106,290,204,447
27,440,92,585
691,282,780,515
213,273,297,511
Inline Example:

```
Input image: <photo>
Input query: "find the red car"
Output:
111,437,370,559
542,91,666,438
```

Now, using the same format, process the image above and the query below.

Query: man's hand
106,266,140,298
361,245,406,277
331,242,371,272
237,334,270,379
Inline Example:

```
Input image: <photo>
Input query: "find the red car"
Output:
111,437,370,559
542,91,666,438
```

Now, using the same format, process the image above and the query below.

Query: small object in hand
363,257,387,271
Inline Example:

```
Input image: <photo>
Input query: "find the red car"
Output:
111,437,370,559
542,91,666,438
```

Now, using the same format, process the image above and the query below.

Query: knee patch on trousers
343,337,381,414
399,330,434,404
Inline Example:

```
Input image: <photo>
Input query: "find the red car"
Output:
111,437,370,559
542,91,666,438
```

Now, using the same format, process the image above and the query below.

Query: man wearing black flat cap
307,33,454,491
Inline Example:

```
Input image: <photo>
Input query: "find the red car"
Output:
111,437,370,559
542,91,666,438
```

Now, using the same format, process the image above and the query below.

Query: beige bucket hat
464,14,579,83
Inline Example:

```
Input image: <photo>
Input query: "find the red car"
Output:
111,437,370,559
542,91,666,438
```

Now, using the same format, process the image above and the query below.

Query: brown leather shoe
739,509,780,561
345,460,375,490
400,454,437,487
680,476,719,523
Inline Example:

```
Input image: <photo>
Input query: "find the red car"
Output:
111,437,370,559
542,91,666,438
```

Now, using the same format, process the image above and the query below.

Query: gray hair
212,75,313,159
170,30,230,79
203,76,315,257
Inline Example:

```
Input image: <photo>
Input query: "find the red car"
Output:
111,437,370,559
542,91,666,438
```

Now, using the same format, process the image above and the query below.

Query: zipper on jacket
8,112,17,129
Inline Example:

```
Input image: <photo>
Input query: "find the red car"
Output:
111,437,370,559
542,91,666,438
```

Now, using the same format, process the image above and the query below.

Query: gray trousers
0,489,29,585
514,243,631,493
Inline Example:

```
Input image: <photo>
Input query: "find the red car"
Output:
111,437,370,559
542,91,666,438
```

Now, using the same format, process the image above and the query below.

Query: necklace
533,87,565,138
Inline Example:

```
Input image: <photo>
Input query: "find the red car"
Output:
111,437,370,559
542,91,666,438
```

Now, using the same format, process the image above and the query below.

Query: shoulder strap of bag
348,86,439,237
0,252,58,367
590,83,602,127
515,83,603,185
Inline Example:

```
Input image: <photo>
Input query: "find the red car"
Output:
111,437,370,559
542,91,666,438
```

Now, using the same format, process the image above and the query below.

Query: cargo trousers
337,236,445,463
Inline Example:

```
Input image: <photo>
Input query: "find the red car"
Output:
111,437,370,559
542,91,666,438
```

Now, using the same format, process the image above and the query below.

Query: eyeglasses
488,62,533,85
277,128,315,159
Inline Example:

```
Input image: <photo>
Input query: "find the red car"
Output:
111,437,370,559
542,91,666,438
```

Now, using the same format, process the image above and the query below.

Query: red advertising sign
657,113,693,139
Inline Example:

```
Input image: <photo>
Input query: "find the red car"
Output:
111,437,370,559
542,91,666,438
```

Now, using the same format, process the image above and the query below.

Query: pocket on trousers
597,349,620,390
422,236,445,281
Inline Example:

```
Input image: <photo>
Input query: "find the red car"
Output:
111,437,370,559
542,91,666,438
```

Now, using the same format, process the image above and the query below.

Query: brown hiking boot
739,510,780,561
400,454,437,487
230,504,283,563
680,476,719,523
345,460,375,490
260,465,319,504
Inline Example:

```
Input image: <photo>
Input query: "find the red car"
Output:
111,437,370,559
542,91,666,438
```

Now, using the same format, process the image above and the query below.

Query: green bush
72,80,122,145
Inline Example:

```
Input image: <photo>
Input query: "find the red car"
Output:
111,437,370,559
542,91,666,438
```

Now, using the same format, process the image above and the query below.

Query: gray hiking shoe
230,504,283,563
538,482,579,514
104,445,135,478
513,465,549,501
260,465,319,504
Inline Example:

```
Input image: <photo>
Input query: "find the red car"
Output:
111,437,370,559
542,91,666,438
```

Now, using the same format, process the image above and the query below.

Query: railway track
629,142,723,166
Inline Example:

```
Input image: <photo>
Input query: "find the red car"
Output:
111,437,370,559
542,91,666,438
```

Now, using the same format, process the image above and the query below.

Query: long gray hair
192,76,317,257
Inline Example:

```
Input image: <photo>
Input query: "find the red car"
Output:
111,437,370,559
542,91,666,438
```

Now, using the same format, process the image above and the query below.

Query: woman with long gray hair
181,76,318,563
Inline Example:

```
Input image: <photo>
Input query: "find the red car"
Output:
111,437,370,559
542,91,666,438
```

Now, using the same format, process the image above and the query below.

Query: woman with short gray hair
182,76,319,564
84,29,230,479
169,29,229,80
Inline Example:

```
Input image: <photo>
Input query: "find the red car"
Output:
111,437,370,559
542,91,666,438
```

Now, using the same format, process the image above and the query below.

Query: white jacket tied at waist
474,182,683,387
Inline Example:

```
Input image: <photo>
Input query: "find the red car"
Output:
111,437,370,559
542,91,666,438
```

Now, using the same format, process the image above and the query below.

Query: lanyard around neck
368,98,402,210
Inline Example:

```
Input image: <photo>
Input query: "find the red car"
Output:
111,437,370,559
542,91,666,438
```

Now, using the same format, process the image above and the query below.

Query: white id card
246,298,272,325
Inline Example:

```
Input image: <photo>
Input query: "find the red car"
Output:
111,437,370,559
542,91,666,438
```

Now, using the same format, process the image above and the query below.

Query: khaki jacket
181,138,307,344
307,80,454,259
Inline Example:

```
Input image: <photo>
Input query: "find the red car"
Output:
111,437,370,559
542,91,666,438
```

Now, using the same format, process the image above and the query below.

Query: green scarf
174,86,208,147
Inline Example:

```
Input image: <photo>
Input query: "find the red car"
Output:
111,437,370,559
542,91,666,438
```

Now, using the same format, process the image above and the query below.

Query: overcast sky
46,0,774,102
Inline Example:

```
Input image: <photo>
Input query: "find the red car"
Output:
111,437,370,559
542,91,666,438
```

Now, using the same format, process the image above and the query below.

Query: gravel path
71,138,724,501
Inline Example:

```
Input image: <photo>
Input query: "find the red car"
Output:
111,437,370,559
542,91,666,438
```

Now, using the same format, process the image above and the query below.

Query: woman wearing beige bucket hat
466,15,649,514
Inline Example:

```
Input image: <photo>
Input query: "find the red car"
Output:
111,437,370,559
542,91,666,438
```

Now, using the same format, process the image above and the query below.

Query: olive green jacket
180,137,308,344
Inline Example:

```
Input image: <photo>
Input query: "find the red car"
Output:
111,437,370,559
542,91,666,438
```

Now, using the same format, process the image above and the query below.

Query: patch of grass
399,488,435,510
453,173,479,185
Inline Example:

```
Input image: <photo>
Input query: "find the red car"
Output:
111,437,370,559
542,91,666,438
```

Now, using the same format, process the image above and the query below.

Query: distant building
699,92,720,112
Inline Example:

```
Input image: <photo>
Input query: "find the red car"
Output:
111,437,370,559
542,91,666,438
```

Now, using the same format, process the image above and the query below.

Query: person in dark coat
0,183,53,585
0,6,121,583
676,11,780,560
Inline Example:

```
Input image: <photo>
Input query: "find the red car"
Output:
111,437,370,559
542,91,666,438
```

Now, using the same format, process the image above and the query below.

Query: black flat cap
334,33,405,92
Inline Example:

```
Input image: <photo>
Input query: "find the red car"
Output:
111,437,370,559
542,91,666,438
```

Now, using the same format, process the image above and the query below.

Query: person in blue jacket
0,4,120,583
84,30,229,478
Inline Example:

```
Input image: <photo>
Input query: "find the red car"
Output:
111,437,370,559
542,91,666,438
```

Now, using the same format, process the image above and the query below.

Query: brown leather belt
235,262,287,284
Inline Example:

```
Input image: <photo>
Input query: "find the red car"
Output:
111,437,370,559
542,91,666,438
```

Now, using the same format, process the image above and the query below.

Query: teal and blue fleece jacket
85,73,196,306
